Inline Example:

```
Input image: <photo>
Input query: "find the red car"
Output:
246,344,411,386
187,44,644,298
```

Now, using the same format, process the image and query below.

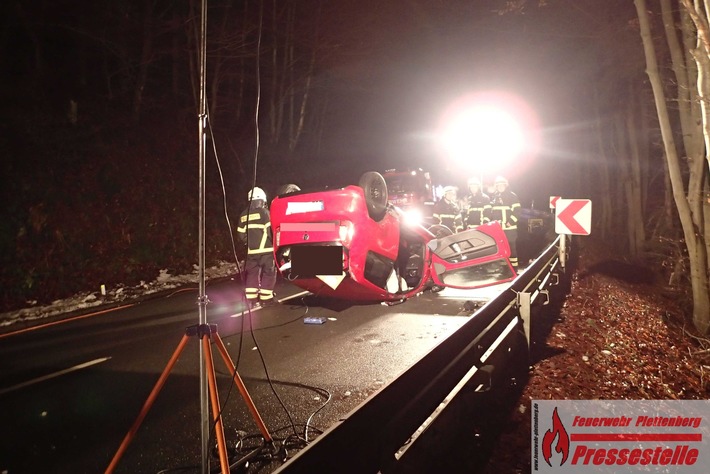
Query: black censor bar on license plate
291,246,343,277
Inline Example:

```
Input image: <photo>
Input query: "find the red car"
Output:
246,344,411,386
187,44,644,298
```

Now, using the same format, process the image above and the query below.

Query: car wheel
428,224,454,239
276,183,301,196
358,171,388,221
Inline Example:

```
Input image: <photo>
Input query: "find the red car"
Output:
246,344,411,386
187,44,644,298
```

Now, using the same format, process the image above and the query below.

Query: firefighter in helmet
490,176,521,270
236,187,277,308
432,185,463,232
462,177,491,229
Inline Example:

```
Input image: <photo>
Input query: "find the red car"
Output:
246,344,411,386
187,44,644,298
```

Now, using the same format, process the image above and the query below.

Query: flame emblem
542,407,570,466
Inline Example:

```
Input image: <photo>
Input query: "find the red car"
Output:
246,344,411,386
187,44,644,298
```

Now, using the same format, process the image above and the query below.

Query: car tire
427,224,454,239
358,171,388,221
276,183,301,196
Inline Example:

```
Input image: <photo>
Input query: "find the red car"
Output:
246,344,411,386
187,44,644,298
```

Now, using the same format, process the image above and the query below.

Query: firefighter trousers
244,253,277,301
504,229,518,269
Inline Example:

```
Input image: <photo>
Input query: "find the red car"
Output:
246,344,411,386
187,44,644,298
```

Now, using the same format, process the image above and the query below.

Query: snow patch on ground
0,261,239,328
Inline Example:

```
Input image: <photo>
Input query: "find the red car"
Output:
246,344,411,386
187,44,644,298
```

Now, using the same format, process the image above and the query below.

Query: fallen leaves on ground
482,238,710,473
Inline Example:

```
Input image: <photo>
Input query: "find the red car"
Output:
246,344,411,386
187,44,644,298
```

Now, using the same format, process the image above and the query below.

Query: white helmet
494,176,509,186
247,187,267,201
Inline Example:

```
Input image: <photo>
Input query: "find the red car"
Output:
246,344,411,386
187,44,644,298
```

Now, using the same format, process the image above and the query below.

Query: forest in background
1,0,380,310
0,1,701,331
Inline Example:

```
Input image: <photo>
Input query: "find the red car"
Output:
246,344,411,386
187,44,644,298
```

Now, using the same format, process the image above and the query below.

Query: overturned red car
269,172,516,303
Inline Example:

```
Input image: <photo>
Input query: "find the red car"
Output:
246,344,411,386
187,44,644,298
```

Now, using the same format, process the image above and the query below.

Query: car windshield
438,258,515,287
429,230,498,263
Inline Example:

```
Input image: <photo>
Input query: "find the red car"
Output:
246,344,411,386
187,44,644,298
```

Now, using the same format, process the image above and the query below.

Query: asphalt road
0,277,492,473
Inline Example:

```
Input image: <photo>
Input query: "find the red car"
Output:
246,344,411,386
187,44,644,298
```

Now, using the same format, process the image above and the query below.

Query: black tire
427,224,454,239
358,171,388,221
276,183,301,196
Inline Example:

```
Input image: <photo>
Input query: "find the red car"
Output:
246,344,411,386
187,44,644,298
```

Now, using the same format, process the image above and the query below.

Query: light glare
438,91,539,178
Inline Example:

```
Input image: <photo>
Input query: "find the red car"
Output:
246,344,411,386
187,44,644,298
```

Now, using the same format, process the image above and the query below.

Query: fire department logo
542,407,570,466
532,400,709,473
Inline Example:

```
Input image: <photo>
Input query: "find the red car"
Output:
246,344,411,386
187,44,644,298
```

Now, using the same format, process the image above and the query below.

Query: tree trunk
235,0,250,122
268,0,279,142
172,11,181,98
187,0,200,113
680,0,710,300
635,0,710,334
290,49,316,153
593,90,613,240
209,0,235,118
132,0,155,121
625,93,646,257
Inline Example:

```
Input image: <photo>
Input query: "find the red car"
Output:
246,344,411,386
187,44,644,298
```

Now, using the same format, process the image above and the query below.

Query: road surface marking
0,357,111,395
229,290,311,318
0,304,137,339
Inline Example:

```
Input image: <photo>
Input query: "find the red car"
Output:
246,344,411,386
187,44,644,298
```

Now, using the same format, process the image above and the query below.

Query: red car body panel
270,185,516,302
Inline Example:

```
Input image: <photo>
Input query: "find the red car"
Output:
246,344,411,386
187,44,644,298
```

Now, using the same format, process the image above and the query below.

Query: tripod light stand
105,0,272,472
105,324,273,474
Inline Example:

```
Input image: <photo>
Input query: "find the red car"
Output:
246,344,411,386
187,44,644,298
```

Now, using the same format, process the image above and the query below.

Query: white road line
229,290,311,318
281,290,311,301
0,357,112,396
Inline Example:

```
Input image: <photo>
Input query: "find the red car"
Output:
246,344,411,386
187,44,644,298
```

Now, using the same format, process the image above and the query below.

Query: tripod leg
202,335,230,474
105,334,191,474
213,334,273,442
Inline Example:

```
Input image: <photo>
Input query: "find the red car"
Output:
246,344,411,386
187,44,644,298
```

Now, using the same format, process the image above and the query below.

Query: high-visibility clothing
237,207,273,255
490,189,520,269
490,190,520,231
244,254,276,301
238,203,277,304
432,198,463,232
463,191,491,228
259,288,274,301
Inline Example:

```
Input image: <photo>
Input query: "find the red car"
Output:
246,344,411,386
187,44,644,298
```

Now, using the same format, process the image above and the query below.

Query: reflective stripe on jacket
432,198,463,232
464,192,491,228
490,190,520,231
237,207,273,254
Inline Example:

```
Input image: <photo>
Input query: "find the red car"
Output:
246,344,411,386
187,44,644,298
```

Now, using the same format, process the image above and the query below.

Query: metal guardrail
273,236,570,474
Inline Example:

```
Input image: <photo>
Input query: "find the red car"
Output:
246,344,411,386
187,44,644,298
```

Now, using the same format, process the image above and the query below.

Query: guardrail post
559,234,567,271
517,291,531,348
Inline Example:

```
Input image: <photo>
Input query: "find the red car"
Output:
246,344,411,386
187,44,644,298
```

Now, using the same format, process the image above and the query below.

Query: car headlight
403,208,423,226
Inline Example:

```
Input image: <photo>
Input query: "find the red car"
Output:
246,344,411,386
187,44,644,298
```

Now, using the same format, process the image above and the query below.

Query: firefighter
237,187,277,308
462,177,491,229
490,176,521,270
432,186,463,232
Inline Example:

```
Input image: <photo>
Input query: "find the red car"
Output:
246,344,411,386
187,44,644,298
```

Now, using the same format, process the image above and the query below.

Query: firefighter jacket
433,197,463,232
490,190,521,231
237,204,273,255
463,191,491,228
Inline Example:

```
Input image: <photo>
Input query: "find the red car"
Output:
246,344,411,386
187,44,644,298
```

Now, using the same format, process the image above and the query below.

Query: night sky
1,1,640,189
302,0,642,204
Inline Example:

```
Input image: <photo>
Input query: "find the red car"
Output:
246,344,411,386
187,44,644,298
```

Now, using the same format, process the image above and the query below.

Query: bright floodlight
438,92,538,175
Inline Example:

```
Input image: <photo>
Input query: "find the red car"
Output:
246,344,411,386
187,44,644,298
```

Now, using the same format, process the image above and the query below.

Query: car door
426,221,517,289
